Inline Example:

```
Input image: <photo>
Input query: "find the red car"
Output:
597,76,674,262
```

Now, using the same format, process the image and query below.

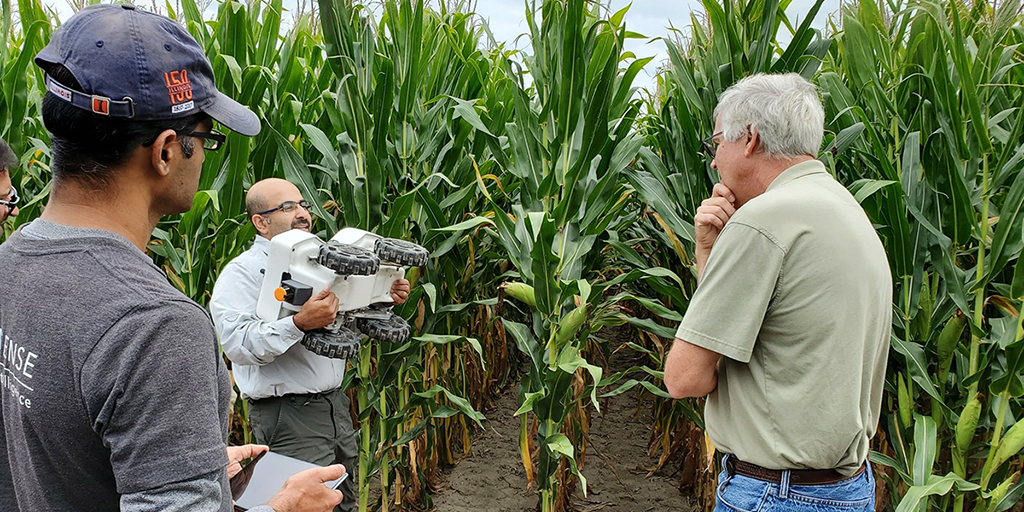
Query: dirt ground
430,385,695,512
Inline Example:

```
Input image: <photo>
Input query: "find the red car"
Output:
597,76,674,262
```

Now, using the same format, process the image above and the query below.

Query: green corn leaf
892,334,950,414
912,414,938,486
894,473,980,512
413,384,485,426
270,128,337,231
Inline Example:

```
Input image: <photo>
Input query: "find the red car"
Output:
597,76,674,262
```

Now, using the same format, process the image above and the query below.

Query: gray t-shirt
0,220,233,511
676,160,891,475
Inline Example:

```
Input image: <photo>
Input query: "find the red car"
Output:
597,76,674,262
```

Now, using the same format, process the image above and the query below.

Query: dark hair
245,192,267,220
41,64,209,188
0,136,14,173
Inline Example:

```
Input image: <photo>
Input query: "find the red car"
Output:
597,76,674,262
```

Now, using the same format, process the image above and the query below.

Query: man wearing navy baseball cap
0,5,343,512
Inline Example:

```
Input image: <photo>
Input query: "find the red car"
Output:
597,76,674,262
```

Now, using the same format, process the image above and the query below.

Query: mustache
292,219,310,229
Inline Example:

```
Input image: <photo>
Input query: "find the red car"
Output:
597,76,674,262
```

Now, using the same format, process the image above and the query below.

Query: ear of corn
991,419,1024,471
551,304,587,353
502,282,537,308
899,373,914,430
913,275,933,341
956,396,983,454
937,314,967,367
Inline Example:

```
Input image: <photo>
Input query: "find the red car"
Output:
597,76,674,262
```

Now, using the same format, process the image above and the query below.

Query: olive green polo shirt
675,159,891,475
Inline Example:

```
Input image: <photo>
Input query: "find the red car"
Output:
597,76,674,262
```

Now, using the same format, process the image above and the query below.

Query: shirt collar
765,159,828,193
253,235,270,254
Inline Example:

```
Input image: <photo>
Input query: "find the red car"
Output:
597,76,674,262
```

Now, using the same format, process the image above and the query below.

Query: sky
472,0,841,91
42,0,843,93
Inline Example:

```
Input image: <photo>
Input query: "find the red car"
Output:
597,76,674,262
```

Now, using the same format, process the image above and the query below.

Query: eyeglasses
258,199,310,216
186,129,226,151
0,186,19,209
701,131,723,159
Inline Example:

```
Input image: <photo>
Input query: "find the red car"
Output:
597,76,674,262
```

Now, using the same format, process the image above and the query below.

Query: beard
291,218,311,232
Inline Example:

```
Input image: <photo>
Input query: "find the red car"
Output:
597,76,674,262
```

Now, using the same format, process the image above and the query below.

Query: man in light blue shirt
211,178,410,512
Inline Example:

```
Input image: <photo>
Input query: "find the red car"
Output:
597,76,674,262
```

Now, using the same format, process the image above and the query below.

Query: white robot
256,228,428,359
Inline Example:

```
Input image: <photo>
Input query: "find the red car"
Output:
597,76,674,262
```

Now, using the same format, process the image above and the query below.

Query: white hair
714,73,825,159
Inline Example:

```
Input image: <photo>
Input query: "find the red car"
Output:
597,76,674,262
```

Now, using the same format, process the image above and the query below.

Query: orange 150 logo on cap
164,69,195,114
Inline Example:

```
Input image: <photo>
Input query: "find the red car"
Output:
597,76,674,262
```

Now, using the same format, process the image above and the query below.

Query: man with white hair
663,73,891,510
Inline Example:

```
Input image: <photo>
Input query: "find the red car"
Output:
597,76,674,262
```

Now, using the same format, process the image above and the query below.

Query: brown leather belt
728,456,866,485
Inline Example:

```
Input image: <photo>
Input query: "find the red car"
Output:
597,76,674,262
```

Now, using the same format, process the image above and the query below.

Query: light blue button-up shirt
210,236,346,400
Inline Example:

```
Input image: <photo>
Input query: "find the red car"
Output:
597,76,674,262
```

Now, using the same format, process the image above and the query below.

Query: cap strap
46,75,135,118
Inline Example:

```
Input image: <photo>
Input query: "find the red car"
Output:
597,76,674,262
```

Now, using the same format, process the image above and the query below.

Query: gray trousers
248,387,358,512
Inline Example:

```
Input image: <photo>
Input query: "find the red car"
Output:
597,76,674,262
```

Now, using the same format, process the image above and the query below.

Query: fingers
240,444,269,459
391,279,411,304
307,464,346,483
316,289,338,307
313,288,338,311
269,465,346,511
225,444,268,478
711,183,736,204
327,488,344,507
694,194,736,239
392,279,411,294
697,197,735,221
694,210,727,231
226,444,266,463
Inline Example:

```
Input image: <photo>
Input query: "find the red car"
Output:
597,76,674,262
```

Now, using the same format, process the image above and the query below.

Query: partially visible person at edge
663,73,891,511
0,5,343,512
210,177,412,512
0,137,19,224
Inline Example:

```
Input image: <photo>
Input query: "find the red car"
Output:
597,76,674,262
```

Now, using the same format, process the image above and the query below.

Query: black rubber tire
375,237,428,267
318,242,379,276
356,312,411,343
301,327,362,359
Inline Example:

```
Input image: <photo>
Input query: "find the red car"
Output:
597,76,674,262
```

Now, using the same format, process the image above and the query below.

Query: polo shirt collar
765,159,828,193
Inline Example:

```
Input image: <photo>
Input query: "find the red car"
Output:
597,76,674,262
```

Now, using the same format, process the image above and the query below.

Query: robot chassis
255,228,428,359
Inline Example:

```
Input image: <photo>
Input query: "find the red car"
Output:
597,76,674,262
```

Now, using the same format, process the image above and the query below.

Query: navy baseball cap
35,3,260,136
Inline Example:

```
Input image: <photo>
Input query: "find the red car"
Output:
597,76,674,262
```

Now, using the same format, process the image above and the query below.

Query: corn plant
440,1,670,509
313,0,504,508
0,0,53,238
818,0,1024,509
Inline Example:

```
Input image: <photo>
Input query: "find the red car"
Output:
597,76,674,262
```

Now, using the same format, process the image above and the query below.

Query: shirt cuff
675,324,753,363
282,316,305,340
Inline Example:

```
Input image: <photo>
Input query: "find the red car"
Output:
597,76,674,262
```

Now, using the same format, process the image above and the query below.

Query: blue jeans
714,456,875,511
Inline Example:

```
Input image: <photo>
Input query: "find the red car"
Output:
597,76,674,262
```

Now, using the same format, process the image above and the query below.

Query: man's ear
149,128,180,177
745,125,760,157
251,214,269,237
